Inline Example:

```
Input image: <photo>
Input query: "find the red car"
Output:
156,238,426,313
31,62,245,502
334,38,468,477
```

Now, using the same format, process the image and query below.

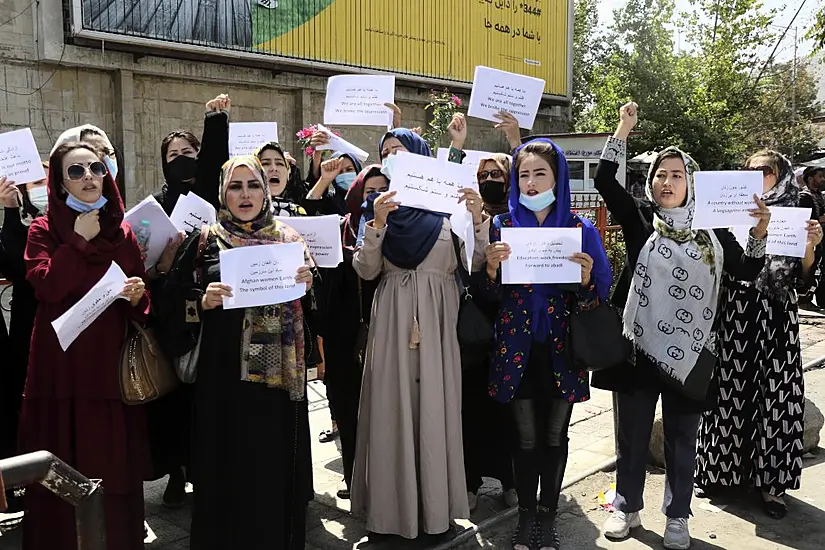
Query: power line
745,0,809,96
0,0,35,30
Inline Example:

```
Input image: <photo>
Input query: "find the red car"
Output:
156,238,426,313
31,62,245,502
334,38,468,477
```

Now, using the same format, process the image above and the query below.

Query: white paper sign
0,128,46,185
170,192,217,233
692,171,763,230
731,206,812,258
274,215,344,268
51,262,128,351
125,196,180,268
228,122,279,157
315,123,369,162
324,75,396,126
450,209,474,271
219,243,307,309
467,66,545,130
389,152,478,215
501,227,582,284
437,148,498,170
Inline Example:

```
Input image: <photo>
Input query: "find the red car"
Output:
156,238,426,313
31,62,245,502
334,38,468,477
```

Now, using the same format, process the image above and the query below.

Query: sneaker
467,491,478,512
503,488,519,508
602,510,641,539
663,518,690,550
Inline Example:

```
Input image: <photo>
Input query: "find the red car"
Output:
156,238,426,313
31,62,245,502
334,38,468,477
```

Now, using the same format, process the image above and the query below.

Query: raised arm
193,94,231,211
595,103,641,228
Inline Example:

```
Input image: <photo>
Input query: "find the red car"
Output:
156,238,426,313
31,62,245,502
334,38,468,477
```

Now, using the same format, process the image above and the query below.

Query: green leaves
573,0,822,168
422,90,461,152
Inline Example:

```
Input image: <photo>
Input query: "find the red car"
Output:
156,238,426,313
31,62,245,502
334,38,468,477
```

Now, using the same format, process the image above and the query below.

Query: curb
429,457,618,550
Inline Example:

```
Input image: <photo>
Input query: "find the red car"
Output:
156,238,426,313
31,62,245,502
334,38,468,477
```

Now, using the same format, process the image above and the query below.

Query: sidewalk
2,311,824,549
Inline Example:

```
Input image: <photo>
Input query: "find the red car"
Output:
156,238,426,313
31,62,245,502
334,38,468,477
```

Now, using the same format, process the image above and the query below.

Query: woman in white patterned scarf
592,103,771,550
696,149,822,521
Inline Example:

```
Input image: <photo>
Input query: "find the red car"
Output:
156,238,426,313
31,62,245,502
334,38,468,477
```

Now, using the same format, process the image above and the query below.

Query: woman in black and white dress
695,150,821,519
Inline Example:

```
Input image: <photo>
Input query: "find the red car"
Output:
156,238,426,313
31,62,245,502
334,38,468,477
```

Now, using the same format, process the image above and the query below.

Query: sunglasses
65,162,108,180
744,165,774,176
478,169,505,181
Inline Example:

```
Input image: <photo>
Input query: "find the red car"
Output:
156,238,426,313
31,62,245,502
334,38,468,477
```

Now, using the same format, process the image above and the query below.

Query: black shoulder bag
450,233,494,367
566,297,632,372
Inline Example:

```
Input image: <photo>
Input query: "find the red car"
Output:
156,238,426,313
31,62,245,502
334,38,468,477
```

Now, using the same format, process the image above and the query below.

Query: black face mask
479,181,508,205
166,155,197,183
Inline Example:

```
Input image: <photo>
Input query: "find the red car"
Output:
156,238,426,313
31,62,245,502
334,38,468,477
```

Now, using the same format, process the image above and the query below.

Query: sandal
511,507,535,550
536,505,561,549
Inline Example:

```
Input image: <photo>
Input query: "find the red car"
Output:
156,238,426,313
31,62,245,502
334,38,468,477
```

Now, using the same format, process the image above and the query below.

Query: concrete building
0,0,570,207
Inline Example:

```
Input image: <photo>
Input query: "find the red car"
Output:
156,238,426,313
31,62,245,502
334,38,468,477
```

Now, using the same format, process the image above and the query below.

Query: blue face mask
381,155,397,179
103,156,118,181
518,188,556,212
65,192,108,213
334,172,357,191
362,192,380,222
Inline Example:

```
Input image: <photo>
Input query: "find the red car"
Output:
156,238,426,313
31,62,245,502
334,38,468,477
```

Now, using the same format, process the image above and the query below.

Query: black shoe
511,507,535,549
762,498,787,519
162,469,187,509
336,488,351,499
536,505,561,549
318,429,339,443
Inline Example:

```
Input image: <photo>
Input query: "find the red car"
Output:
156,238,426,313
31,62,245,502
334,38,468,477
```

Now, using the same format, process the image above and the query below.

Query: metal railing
0,451,106,550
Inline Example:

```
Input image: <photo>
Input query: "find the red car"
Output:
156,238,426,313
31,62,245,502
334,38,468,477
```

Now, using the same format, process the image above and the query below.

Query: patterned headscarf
212,155,309,401
750,150,800,302
623,147,724,387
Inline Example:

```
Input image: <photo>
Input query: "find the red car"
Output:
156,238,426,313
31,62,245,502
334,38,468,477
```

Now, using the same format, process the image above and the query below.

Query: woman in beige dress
350,121,488,540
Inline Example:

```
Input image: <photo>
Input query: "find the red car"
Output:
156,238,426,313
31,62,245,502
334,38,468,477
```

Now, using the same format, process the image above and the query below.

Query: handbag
566,299,632,372
450,233,494,367
120,320,179,405
174,323,203,383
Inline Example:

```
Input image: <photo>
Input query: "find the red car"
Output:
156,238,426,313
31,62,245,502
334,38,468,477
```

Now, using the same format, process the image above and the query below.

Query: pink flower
452,95,462,107
304,146,315,157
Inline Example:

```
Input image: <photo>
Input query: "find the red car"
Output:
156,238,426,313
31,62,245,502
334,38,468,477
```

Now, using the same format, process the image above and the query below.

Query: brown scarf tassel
409,317,421,349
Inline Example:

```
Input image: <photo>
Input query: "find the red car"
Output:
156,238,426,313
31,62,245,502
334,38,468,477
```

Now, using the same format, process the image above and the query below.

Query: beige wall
0,0,569,207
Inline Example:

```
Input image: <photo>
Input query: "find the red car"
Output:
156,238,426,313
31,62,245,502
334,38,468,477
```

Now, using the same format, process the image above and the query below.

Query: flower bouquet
422,90,462,151
296,124,342,157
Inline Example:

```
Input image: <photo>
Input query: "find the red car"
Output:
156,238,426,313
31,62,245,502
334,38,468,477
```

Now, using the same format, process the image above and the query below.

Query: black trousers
324,340,363,489
511,341,574,512
614,388,700,518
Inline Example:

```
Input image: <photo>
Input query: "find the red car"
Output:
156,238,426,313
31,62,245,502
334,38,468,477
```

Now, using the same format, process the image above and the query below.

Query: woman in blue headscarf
479,138,611,550
350,117,489,540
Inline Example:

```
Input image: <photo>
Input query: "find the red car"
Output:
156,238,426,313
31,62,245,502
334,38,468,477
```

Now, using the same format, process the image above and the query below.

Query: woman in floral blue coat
478,138,611,550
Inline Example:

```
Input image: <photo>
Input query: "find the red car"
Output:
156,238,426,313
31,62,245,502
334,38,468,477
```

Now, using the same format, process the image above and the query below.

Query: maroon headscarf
343,164,382,249
46,142,128,263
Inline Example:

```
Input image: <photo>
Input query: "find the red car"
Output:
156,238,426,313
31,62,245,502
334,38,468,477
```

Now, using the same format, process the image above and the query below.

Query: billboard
72,0,571,98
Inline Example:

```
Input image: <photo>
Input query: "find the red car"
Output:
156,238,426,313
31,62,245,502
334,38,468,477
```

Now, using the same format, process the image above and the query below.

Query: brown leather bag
120,320,179,405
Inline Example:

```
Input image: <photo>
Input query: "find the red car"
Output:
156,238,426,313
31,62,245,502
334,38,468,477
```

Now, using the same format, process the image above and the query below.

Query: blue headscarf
508,138,611,341
374,129,449,270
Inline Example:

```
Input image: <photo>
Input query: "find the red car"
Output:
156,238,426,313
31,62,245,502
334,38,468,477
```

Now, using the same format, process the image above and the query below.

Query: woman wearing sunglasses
695,150,822,520
19,142,151,550
462,153,518,513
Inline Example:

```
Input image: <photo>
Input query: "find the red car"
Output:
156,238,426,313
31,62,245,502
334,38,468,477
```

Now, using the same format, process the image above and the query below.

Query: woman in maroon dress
19,142,151,550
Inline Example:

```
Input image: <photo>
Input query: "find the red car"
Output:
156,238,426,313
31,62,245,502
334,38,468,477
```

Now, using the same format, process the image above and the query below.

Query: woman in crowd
0,166,48,511
696,150,821,519
255,141,308,217
179,156,314,549
51,125,126,200
463,153,518,512
20,142,150,549
312,163,386,498
480,140,612,550
350,117,488,539
593,103,769,550
145,93,230,507
305,152,363,216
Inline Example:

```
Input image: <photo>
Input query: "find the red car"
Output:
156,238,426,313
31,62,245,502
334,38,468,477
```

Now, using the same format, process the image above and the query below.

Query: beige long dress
351,217,489,538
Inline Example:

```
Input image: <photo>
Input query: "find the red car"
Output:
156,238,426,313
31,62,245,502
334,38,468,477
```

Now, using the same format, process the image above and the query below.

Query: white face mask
28,186,48,212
